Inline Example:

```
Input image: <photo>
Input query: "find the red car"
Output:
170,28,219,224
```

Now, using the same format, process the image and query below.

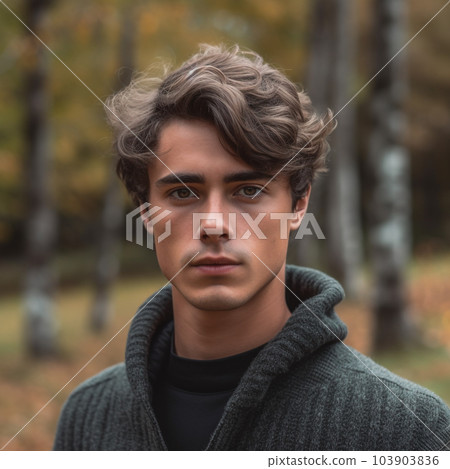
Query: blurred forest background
1,0,449,450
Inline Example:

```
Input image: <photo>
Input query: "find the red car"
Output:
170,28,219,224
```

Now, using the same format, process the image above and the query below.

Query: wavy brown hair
106,44,335,208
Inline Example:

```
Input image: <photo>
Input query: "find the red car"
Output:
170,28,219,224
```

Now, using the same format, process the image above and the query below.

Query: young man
54,44,450,451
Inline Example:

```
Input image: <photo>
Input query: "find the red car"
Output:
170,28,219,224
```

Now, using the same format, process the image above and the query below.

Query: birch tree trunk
23,0,58,357
291,0,334,269
90,8,134,332
369,0,416,350
293,0,363,299
325,0,363,298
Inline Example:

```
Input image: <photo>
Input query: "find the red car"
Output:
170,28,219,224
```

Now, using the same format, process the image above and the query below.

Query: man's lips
191,262,240,275
190,256,240,266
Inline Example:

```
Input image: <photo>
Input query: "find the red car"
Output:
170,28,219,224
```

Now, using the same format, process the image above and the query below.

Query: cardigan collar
125,265,347,412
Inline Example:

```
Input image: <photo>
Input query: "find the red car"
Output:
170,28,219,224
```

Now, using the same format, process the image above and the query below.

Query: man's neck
171,277,291,360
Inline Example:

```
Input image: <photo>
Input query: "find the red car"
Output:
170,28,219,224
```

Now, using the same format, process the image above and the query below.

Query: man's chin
179,289,247,312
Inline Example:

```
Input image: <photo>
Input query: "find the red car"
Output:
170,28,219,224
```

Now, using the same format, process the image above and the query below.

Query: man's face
145,119,309,312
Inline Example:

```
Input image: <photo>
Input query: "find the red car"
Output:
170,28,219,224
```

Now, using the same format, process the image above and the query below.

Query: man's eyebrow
155,170,275,187
223,170,275,183
155,173,205,187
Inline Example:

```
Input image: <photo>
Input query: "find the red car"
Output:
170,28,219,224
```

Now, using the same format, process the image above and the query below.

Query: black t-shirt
152,335,266,450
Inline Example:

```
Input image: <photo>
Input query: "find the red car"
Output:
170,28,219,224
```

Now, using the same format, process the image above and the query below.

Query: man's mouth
190,256,241,274
191,256,240,266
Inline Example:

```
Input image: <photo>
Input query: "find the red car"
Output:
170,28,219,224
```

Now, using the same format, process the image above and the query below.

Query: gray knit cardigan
53,265,450,450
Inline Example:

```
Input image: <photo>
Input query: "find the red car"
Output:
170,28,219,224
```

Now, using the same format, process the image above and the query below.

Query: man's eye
170,188,195,199
236,186,263,198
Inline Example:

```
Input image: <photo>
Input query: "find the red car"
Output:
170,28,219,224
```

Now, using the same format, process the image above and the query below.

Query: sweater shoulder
53,363,130,450
324,343,450,449
68,362,127,396
338,345,446,402
59,362,130,415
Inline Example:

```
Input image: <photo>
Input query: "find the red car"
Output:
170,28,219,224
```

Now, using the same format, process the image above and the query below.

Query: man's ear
290,185,311,231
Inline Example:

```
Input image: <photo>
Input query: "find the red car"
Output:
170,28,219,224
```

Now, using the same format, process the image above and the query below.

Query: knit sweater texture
53,265,450,451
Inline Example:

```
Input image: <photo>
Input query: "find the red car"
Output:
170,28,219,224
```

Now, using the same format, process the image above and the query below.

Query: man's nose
196,195,236,242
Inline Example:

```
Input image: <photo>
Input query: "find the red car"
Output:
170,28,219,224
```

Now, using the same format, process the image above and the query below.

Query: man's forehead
149,119,287,188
